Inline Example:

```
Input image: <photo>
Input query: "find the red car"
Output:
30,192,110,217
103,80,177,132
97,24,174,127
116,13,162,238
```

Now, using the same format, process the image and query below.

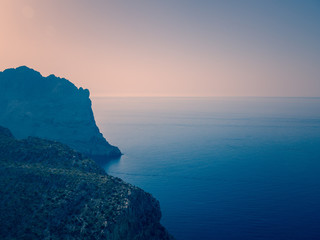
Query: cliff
0,126,173,239
0,66,121,160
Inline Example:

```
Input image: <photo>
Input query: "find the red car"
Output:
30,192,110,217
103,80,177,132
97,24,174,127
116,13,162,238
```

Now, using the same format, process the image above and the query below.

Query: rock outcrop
0,126,173,239
0,66,121,160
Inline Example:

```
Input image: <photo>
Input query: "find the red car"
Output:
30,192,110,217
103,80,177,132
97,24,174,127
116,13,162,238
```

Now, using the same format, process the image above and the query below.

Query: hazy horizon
1,0,320,97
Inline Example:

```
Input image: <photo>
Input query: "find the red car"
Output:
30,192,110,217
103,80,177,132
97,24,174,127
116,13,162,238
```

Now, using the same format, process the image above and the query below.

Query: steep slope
0,66,121,160
0,126,173,240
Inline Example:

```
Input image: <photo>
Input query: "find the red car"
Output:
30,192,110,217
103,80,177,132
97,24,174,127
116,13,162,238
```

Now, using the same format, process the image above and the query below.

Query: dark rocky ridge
0,66,121,160
0,126,173,239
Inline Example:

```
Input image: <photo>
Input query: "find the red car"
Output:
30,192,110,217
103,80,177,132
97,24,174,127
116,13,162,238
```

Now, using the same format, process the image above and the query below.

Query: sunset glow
1,0,319,97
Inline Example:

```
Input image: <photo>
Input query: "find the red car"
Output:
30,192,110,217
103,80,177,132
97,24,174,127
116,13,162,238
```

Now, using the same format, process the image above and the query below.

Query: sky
1,0,320,97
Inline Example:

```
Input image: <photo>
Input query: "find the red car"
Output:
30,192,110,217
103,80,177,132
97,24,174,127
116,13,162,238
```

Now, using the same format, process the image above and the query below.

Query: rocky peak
0,66,121,160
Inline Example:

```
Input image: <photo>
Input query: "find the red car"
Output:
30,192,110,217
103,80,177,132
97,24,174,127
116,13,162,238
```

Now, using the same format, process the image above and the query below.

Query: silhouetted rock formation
0,66,121,160
0,126,173,240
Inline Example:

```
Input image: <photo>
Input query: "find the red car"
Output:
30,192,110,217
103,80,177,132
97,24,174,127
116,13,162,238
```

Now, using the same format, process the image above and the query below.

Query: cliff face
0,66,121,160
0,126,173,240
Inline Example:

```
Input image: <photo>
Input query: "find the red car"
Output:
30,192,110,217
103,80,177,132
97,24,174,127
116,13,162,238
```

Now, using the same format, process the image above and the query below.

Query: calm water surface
92,97,320,240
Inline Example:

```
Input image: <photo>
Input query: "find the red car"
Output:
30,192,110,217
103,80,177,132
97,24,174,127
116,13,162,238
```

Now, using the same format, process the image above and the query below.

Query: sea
92,97,320,240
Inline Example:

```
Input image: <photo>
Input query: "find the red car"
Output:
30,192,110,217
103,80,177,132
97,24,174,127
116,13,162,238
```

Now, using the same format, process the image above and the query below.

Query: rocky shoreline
0,66,174,239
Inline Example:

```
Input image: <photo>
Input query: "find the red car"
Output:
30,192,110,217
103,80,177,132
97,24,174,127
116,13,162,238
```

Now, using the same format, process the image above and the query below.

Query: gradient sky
1,0,320,97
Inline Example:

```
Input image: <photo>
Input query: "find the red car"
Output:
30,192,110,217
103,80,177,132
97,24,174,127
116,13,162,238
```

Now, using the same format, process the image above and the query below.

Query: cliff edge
0,66,121,160
0,126,173,239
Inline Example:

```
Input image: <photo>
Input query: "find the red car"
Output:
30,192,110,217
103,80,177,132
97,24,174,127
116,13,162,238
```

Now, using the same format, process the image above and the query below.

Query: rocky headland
0,126,173,239
0,66,121,160
0,66,173,239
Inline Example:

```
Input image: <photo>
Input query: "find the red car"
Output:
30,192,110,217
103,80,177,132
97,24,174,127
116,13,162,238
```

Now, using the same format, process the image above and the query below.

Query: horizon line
91,95,320,98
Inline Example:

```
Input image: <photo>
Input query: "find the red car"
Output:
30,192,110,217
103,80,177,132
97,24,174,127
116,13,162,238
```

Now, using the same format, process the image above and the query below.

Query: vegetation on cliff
0,126,173,239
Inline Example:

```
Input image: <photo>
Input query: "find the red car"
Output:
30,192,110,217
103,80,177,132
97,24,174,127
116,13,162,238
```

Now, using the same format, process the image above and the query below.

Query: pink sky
1,0,320,97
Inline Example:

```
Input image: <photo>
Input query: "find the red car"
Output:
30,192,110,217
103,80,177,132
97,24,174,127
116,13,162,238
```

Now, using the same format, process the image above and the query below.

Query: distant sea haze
93,97,320,240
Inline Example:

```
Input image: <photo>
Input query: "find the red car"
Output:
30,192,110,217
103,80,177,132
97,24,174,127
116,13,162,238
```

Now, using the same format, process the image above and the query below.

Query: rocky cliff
0,126,173,239
0,66,121,160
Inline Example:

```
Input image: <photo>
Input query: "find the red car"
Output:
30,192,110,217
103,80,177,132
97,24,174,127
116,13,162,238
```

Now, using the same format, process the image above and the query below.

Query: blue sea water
92,97,320,240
